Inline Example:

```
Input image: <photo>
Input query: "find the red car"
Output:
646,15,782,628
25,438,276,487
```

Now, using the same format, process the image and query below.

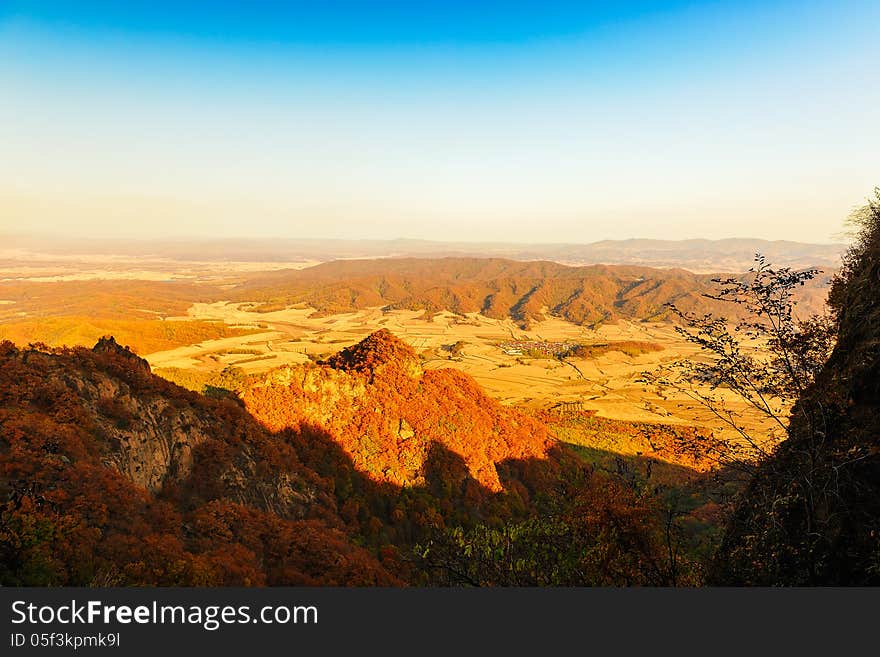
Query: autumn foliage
1,330,693,586
242,329,555,492
0,338,398,585
232,258,830,326
0,317,259,356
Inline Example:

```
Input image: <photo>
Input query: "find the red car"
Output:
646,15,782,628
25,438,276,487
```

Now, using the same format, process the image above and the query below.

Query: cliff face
712,198,880,585
0,339,399,586
241,329,556,492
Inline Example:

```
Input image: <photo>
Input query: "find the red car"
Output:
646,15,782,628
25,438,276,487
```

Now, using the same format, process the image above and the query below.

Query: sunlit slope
232,257,831,325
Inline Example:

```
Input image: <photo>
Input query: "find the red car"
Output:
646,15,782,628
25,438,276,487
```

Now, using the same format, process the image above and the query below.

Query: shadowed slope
711,196,880,585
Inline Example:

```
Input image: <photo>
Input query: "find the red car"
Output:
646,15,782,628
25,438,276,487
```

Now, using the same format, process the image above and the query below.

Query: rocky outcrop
92,335,151,372
243,330,556,492
71,364,208,492
0,337,400,586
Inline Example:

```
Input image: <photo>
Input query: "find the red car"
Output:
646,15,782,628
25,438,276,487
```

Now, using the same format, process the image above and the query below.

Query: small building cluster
498,340,574,358
550,400,585,416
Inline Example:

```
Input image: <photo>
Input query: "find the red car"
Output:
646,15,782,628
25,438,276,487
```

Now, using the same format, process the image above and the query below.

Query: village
498,339,576,358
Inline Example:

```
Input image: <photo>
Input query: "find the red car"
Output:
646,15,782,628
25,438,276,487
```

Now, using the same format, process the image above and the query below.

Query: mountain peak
92,335,151,372
243,328,554,491
324,329,421,377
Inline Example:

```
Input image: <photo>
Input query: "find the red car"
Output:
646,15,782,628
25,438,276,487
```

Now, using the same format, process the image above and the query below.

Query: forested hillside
0,333,685,586
0,337,397,585
233,257,831,326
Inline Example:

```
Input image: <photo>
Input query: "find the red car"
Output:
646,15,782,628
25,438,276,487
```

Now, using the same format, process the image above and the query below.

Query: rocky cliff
0,338,399,585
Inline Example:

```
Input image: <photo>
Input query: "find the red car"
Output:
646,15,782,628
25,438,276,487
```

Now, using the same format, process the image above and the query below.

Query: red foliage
0,334,678,587
0,339,400,586
243,331,555,492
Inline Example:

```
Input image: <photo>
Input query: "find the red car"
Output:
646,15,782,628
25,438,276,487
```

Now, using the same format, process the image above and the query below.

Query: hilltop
242,329,555,492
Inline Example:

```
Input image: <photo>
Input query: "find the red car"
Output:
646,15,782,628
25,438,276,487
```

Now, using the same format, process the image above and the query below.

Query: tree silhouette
647,256,835,474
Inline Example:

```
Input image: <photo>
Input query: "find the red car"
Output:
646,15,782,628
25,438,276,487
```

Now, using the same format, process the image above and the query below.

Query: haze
1,1,878,243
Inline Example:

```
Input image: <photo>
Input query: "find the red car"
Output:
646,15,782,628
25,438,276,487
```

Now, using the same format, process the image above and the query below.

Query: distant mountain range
234,257,834,325
0,256,834,335
2,235,845,273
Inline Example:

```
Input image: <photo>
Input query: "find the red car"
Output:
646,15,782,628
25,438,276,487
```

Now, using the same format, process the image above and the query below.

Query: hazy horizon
0,232,846,276
0,232,848,248
2,1,878,243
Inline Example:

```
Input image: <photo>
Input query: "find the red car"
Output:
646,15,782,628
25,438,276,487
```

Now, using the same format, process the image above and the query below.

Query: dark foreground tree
413,470,696,586
672,189,880,584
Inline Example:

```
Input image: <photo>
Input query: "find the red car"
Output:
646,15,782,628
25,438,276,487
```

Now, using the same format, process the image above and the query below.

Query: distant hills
523,238,844,272
0,256,834,348
2,235,845,273
234,257,834,326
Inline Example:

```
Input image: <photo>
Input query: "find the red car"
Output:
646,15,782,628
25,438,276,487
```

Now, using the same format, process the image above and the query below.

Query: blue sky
1,1,878,242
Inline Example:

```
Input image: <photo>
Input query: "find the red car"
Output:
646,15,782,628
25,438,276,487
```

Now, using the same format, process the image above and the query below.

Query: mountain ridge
2,235,844,271
1,329,688,585
233,257,833,326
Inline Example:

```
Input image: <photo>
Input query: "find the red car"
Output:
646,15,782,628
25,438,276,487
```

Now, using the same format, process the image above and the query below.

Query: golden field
145,301,783,452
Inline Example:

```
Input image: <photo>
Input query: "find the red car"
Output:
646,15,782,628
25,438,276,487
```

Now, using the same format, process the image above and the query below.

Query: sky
1,1,878,244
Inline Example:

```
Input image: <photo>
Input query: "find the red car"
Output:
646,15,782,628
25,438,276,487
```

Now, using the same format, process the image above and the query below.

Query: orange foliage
0,333,689,587
0,339,399,586
232,258,831,326
242,330,555,491
0,317,259,355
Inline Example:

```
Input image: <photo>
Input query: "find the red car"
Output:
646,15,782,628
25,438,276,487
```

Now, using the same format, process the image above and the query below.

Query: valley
3,0,877,596
0,250,801,475
0,248,834,586
147,301,778,449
